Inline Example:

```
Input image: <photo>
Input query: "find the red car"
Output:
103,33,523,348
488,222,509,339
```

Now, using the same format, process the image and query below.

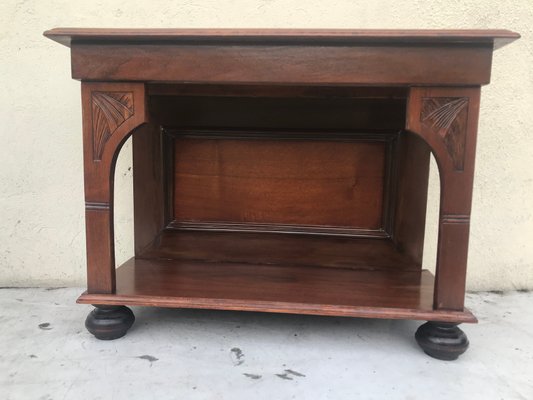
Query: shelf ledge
78,258,477,324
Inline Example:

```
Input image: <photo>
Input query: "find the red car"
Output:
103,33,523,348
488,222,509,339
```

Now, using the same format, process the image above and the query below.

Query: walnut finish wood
44,28,519,48
172,134,388,233
82,82,148,293
407,87,481,311
392,131,431,265
142,231,419,271
70,43,494,85
132,123,165,255
45,28,518,351
43,27,518,85
77,258,476,323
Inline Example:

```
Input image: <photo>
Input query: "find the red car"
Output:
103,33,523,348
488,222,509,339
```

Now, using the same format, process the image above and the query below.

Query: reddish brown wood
142,231,419,271
77,257,476,323
82,82,148,293
44,29,519,347
392,131,431,265
406,87,481,310
132,123,165,255
69,43,494,85
43,28,519,48
43,27,517,85
172,134,387,233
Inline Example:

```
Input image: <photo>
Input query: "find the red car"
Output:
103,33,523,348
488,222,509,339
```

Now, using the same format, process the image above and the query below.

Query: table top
44,28,520,49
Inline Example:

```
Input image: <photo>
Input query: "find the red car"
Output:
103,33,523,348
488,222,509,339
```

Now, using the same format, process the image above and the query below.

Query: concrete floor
0,289,532,400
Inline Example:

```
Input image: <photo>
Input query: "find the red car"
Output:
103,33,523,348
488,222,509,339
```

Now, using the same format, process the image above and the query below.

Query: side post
406,86,481,311
81,82,148,294
407,87,481,360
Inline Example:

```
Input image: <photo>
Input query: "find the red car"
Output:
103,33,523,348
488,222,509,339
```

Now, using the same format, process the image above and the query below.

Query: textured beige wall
0,0,532,290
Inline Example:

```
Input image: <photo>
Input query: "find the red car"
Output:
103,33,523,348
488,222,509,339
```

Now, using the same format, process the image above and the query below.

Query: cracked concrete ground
0,288,532,399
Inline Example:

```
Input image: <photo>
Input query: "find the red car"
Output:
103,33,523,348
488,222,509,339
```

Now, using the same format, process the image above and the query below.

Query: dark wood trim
163,128,397,142
382,134,398,236
162,128,175,226
167,221,389,238
44,28,519,48
147,84,409,99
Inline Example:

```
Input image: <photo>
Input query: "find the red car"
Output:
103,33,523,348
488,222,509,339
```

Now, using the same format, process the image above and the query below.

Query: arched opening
422,154,441,276
113,136,135,269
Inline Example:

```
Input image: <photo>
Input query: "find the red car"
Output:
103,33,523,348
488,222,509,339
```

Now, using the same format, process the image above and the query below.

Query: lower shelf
78,258,476,323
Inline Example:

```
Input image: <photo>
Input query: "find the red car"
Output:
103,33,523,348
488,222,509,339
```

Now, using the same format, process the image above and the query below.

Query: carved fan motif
421,97,469,171
91,92,134,161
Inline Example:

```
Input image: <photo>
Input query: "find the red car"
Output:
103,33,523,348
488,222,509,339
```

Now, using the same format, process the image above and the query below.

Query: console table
44,28,519,360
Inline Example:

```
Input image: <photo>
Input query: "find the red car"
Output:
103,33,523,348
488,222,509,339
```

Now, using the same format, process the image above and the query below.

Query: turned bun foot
415,321,469,360
85,305,135,340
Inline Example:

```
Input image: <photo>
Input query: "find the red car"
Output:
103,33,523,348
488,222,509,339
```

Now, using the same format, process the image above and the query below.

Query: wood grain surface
44,28,519,48
143,231,419,271
172,136,386,231
77,257,476,323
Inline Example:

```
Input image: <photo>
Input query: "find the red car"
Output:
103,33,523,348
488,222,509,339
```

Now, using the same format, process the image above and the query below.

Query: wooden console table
45,28,519,360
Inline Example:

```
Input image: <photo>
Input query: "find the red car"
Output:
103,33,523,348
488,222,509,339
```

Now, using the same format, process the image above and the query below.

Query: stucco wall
0,0,532,290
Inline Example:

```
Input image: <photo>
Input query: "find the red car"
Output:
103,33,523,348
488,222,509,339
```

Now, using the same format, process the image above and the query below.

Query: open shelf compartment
78,86,477,325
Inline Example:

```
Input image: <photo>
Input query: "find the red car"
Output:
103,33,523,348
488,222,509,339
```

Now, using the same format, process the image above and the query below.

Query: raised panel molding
421,97,469,171
91,91,134,161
